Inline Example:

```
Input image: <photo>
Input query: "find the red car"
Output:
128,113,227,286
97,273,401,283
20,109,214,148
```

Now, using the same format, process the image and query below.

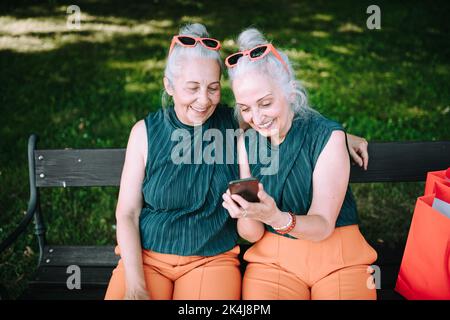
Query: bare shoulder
328,130,346,145
127,119,148,165
319,130,349,165
321,130,347,153
130,119,146,138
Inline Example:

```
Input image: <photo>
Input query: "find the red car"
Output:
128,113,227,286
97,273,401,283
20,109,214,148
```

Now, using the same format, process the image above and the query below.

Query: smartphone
228,177,260,203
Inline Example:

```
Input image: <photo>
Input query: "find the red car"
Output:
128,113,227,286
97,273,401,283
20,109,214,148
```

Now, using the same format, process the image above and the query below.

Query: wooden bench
1,134,449,300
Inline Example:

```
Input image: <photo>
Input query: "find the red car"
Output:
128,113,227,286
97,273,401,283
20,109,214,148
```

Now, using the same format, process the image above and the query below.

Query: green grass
1,0,449,299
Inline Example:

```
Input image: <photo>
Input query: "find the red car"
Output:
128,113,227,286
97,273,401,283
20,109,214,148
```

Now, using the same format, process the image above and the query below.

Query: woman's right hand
124,286,150,300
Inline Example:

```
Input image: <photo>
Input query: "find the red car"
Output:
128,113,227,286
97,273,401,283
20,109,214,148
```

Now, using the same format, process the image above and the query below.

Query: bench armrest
0,135,40,257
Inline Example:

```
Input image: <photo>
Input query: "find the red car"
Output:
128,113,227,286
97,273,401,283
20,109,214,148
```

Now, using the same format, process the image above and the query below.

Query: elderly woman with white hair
105,23,370,300
222,28,377,300
105,23,242,300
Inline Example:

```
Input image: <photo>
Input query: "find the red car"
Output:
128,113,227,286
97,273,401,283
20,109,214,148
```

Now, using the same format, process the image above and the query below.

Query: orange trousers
104,245,241,300
242,225,378,300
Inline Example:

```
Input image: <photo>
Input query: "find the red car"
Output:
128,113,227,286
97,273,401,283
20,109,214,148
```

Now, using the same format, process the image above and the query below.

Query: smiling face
232,70,294,145
164,57,221,126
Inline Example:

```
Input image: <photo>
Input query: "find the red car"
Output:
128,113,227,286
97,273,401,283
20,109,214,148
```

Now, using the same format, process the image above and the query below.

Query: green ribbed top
245,112,359,239
139,105,239,256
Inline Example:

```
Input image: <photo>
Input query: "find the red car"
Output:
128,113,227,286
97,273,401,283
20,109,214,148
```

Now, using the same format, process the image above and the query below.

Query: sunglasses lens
178,36,196,45
202,39,219,48
228,53,244,65
250,46,268,58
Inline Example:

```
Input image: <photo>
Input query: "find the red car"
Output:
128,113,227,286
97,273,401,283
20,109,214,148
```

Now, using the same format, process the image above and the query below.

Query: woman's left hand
346,133,369,170
222,183,281,225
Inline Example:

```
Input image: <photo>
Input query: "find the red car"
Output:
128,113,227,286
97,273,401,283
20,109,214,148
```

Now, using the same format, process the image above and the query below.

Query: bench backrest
34,141,450,187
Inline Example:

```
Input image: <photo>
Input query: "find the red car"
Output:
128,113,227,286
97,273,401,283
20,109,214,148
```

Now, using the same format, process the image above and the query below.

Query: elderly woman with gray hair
105,23,370,300
222,28,377,300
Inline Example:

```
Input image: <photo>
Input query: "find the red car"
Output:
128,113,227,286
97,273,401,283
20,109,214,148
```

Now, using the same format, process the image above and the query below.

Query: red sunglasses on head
169,35,221,55
225,43,289,73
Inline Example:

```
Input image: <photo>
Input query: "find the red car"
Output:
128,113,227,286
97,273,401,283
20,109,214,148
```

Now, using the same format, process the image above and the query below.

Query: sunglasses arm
168,37,177,55
270,47,289,73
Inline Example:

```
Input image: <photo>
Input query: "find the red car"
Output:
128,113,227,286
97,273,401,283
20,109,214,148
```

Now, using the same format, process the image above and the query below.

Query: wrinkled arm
115,120,149,299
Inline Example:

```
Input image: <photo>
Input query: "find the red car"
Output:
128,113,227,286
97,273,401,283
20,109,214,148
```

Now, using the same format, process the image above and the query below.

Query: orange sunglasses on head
225,43,289,73
169,35,221,55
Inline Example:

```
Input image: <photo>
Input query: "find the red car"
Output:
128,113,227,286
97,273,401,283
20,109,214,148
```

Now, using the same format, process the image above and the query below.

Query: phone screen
228,177,259,202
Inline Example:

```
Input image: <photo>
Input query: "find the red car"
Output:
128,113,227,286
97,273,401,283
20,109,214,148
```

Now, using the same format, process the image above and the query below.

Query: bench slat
35,149,125,187
34,141,450,187
41,245,119,267
32,266,114,285
25,264,403,299
377,289,404,300
22,283,108,300
350,141,450,182
23,244,404,300
370,243,405,265
22,286,404,300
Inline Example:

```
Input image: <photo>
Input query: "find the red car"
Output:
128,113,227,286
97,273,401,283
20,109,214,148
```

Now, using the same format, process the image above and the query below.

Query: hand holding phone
228,177,260,203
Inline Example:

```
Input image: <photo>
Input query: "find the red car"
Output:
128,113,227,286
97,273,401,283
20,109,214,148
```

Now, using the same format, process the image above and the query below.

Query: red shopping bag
395,182,450,299
424,168,450,195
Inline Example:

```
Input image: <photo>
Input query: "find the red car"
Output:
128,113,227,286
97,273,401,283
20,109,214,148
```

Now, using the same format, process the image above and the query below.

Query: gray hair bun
237,28,268,51
179,23,209,38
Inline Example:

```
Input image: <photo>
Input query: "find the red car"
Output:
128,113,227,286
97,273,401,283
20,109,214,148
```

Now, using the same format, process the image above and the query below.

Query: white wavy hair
227,28,314,121
162,23,223,108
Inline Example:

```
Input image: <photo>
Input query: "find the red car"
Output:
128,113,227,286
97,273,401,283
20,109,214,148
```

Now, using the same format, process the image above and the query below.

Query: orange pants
242,225,378,300
105,245,241,300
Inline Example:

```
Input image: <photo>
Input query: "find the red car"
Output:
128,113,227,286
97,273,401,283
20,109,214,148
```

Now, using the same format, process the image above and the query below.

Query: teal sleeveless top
139,105,239,256
245,111,359,239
